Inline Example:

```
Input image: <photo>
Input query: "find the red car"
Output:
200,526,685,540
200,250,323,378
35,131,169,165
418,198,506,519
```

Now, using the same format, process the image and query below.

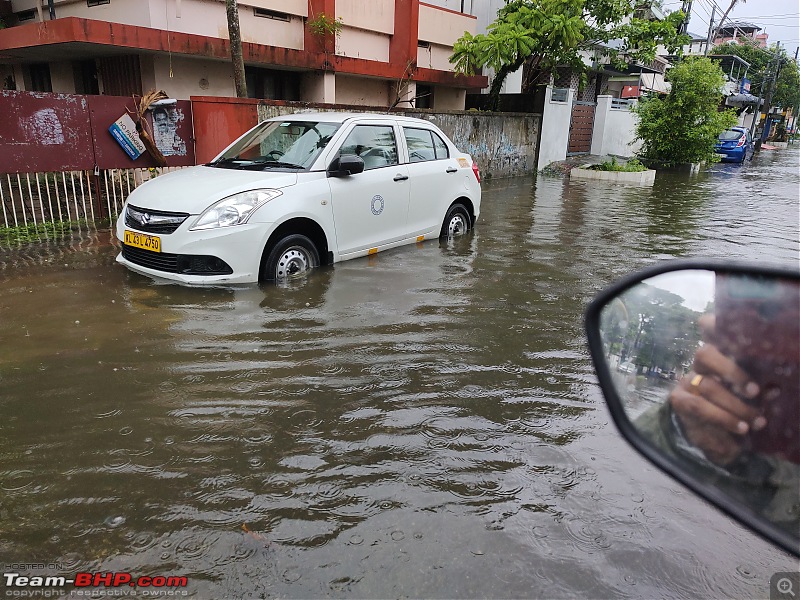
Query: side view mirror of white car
328,154,365,177
585,260,800,557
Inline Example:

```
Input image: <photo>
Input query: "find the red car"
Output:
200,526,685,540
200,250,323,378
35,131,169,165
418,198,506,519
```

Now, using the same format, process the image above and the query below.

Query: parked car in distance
714,126,754,163
116,113,481,285
617,361,636,374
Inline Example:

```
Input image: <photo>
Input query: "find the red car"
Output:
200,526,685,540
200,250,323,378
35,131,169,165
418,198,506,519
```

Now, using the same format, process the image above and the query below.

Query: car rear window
719,130,744,141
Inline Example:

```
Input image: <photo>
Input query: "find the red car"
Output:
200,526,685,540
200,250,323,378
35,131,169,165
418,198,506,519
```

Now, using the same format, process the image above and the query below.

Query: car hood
125,166,299,214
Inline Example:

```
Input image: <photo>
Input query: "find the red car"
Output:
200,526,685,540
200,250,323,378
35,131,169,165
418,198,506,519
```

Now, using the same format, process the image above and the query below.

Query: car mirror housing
327,154,365,177
585,259,800,556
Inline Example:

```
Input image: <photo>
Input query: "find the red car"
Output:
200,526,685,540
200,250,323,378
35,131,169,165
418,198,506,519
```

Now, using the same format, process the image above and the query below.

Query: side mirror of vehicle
327,154,365,177
585,260,800,556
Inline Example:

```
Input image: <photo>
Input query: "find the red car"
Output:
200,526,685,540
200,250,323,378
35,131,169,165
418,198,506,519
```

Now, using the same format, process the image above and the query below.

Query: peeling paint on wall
22,109,65,145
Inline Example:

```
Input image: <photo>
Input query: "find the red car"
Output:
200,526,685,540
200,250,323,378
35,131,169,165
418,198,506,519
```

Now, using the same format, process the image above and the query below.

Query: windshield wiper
265,160,306,170
207,157,256,169
238,159,306,171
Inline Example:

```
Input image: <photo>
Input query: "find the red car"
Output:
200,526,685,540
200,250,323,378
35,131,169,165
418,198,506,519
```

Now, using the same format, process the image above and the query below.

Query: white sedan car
116,112,482,284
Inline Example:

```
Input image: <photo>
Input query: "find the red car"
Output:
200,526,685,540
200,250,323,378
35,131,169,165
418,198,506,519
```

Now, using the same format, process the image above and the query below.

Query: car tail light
471,160,481,183
736,136,746,148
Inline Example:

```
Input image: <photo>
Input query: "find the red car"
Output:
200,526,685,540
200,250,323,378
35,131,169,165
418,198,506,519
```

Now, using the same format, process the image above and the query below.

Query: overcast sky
663,0,800,56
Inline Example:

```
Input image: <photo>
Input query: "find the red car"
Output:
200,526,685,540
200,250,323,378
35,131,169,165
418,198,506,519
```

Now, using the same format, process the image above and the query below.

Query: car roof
266,112,437,127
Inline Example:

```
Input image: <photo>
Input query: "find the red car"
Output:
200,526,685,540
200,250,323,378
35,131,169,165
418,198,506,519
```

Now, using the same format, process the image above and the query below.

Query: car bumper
116,219,270,284
715,148,747,162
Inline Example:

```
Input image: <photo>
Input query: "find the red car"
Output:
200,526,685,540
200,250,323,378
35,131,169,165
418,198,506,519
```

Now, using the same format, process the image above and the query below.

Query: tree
774,59,800,115
633,56,737,166
450,0,688,111
225,0,247,98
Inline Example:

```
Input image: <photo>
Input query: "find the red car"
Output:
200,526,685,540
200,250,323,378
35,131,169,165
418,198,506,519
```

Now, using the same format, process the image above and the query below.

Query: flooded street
1,148,798,598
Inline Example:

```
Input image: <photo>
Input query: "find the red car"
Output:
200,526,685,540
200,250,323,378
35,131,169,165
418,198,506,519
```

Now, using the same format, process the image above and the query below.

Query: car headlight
190,189,282,231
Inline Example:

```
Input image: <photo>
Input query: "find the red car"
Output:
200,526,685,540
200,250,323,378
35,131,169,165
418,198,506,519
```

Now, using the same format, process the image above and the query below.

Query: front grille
122,245,233,276
125,204,189,234
122,244,180,272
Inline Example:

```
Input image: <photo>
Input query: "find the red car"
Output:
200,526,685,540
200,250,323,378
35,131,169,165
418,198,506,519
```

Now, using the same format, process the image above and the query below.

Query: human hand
669,314,766,466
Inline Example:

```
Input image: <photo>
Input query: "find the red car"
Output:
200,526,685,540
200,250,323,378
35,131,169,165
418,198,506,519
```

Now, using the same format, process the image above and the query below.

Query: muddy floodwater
1,149,798,598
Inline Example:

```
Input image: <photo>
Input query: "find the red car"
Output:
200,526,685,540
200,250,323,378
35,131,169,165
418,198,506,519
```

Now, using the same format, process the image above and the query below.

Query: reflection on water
0,149,797,598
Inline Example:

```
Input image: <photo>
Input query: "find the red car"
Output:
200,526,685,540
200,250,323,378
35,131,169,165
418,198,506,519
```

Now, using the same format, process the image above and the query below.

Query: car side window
403,127,436,163
432,132,449,159
336,125,398,170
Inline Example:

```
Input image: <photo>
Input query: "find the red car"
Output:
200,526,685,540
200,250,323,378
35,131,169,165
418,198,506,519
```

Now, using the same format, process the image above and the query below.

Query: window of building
17,10,37,21
73,60,100,95
28,64,53,92
245,67,300,101
254,8,290,21
416,84,433,109
97,55,142,97
87,0,111,6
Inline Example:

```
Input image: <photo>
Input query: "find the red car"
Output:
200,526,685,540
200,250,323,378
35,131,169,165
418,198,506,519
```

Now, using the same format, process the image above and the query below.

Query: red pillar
306,0,337,53
389,0,419,69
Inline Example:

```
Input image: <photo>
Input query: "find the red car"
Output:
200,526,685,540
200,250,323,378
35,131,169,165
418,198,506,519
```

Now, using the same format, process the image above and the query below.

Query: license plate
124,230,161,252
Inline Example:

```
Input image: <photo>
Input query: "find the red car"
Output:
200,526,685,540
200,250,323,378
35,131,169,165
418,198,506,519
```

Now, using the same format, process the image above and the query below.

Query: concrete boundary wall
590,95,642,158
536,86,574,171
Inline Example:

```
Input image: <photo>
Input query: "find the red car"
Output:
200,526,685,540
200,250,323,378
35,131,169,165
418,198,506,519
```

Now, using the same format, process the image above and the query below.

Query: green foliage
0,220,87,246
592,157,647,172
712,42,800,111
450,0,689,111
634,56,737,166
601,282,704,375
308,13,344,39
774,59,800,111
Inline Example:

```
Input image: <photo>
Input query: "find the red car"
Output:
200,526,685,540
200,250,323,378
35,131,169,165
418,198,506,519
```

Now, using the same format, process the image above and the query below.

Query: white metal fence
0,167,187,230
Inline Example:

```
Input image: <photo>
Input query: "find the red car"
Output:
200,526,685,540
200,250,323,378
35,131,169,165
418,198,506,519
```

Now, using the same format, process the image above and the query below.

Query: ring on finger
689,374,704,392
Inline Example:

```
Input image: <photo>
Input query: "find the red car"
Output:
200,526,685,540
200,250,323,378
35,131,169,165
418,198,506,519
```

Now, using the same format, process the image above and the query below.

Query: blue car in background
714,126,754,163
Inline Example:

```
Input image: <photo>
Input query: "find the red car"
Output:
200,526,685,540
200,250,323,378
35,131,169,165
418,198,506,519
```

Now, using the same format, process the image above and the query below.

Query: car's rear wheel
262,234,320,283
440,203,471,239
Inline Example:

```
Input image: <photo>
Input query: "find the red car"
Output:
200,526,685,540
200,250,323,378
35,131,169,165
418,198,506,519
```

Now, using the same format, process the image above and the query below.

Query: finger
698,313,717,345
693,344,760,400
671,386,753,436
682,372,764,427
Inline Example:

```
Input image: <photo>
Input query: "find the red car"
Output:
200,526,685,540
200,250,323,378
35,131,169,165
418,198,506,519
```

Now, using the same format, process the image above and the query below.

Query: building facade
0,0,485,109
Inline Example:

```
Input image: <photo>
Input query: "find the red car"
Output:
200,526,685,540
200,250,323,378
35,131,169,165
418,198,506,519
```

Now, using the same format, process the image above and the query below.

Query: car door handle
446,167,458,173
393,174,409,181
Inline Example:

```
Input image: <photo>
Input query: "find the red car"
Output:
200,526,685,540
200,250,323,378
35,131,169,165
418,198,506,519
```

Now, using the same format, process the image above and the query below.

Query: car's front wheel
440,203,471,239
262,234,320,283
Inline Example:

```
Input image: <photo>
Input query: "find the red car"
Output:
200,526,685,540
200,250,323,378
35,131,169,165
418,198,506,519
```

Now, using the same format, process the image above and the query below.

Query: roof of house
717,21,763,34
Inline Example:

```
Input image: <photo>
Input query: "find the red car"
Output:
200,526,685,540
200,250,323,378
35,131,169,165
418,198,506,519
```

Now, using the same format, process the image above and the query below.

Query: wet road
1,148,798,598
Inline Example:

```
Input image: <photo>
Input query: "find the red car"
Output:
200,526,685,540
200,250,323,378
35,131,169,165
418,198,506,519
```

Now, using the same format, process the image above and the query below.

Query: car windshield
719,129,744,141
210,120,341,170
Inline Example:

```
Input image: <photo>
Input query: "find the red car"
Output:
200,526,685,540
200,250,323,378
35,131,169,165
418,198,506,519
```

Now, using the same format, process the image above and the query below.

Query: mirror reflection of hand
669,315,766,466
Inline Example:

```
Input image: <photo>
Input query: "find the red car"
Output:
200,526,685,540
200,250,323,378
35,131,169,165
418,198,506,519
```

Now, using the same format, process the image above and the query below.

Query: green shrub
592,157,647,172
633,57,737,167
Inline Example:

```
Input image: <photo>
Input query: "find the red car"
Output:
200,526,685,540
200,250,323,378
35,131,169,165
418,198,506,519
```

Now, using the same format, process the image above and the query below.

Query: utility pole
704,5,716,56
680,0,693,35
755,41,781,152
225,0,248,98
